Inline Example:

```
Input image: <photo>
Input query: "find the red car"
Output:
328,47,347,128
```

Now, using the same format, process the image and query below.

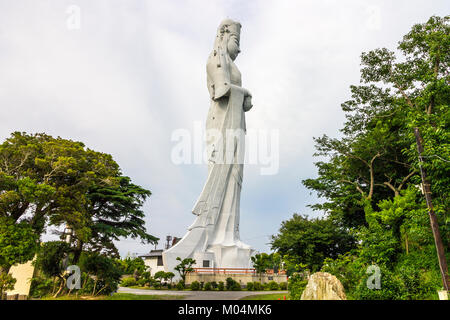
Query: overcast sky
0,0,448,257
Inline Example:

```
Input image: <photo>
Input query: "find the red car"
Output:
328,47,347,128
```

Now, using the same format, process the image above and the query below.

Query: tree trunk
72,240,84,264
95,284,108,296
51,277,57,295
53,277,66,298
92,279,97,296
405,233,409,255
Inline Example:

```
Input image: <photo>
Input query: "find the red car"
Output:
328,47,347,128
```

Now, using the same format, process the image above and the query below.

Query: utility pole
414,128,449,291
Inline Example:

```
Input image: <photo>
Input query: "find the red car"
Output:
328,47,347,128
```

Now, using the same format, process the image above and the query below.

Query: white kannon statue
163,19,254,273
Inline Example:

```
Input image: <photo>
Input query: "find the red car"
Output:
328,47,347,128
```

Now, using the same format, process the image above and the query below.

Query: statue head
215,19,241,61
206,19,242,100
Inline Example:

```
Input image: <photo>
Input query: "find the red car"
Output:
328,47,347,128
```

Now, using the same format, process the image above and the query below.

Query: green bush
225,277,241,291
211,281,218,289
204,282,212,291
29,276,53,298
268,281,279,290
218,281,225,291
190,281,201,291
263,282,270,290
121,277,136,287
279,282,288,290
246,282,254,291
252,281,263,291
288,273,308,300
321,254,362,293
176,281,185,290
225,277,234,290
353,266,405,300
136,278,147,287
232,282,242,291
395,250,442,300
78,252,122,295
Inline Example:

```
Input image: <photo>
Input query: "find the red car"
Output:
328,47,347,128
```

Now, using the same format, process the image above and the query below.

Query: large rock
301,272,346,300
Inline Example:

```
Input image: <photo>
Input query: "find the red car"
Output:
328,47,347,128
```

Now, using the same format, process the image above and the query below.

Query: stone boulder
301,272,346,300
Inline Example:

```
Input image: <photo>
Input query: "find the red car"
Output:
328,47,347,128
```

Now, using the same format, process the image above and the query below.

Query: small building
139,249,164,276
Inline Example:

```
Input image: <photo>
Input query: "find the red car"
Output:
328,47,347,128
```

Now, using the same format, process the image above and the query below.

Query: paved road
118,287,288,300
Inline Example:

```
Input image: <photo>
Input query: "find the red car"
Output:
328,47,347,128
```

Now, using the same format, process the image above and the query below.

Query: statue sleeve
206,48,231,100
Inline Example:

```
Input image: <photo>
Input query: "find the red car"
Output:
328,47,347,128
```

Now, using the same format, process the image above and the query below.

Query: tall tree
357,15,449,290
72,176,159,262
303,15,449,292
0,132,157,265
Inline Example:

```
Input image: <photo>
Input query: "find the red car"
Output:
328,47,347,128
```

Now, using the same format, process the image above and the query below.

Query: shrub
353,266,406,300
190,281,200,291
121,277,136,287
246,282,254,291
253,281,263,291
395,250,442,300
218,281,225,291
211,281,218,289
268,281,279,290
288,273,308,300
137,278,147,287
225,277,234,290
0,273,16,297
204,282,212,291
78,252,122,295
232,282,242,291
176,281,185,290
29,276,53,298
263,282,270,290
224,277,241,291
279,282,288,290
321,254,361,293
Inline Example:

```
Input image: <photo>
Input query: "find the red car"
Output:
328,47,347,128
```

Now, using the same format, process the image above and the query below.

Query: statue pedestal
162,227,254,278
206,244,253,269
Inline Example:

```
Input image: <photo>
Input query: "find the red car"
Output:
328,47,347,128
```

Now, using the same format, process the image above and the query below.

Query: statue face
227,24,241,61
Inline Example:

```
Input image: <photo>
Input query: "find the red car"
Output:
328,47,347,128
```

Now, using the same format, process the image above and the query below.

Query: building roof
139,249,163,258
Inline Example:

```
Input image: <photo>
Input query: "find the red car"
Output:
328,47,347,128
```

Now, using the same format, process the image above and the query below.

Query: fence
190,268,287,275
1,293,28,300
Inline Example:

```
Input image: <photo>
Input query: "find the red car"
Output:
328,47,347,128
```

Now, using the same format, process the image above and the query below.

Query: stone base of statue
163,224,254,276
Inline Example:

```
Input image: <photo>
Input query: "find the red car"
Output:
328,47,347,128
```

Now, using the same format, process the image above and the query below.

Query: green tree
174,257,196,284
357,15,449,289
34,241,71,298
0,216,38,276
0,273,16,297
0,132,157,264
119,256,146,275
271,214,356,272
73,176,159,263
154,271,166,288
164,271,175,286
302,16,449,297
78,252,122,296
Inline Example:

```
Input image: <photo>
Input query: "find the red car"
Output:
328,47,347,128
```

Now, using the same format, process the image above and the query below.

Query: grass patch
40,293,186,300
240,293,289,300
105,293,185,300
127,286,191,291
